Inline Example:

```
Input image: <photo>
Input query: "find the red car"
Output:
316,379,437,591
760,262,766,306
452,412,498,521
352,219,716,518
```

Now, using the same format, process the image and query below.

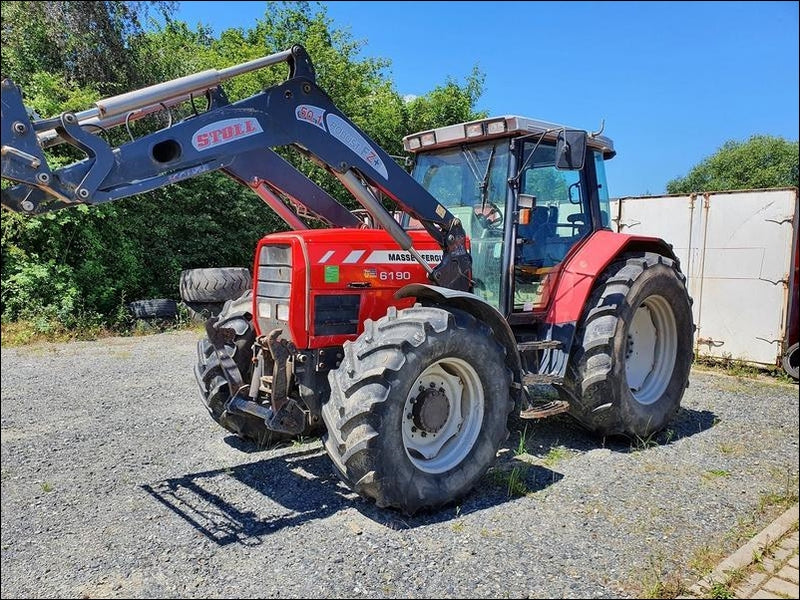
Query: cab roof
402,115,616,159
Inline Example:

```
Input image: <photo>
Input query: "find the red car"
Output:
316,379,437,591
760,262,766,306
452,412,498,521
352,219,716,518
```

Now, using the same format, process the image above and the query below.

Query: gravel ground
1,331,798,599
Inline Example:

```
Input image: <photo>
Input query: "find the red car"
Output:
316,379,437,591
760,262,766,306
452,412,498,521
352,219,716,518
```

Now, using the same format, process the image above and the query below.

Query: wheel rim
624,295,678,405
402,357,484,474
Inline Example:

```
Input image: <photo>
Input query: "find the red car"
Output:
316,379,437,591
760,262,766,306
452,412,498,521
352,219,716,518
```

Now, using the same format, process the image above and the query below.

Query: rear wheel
564,252,694,438
322,305,513,514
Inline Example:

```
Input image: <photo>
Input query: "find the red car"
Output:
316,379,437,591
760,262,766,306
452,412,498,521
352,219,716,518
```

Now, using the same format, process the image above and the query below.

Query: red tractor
1,45,693,514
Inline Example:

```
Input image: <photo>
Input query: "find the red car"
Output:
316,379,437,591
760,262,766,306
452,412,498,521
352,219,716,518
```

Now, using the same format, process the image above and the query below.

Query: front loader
1,45,694,514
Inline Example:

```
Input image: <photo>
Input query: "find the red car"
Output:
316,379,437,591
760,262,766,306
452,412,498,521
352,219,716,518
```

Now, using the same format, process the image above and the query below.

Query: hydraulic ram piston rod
33,48,294,139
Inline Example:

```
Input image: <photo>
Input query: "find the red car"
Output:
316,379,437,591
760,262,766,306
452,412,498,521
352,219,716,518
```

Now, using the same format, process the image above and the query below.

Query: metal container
610,188,798,371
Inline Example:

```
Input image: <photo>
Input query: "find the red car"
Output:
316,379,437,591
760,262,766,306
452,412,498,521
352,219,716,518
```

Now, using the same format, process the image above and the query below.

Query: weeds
489,465,530,498
542,445,573,467
631,432,659,452
707,581,735,599
506,466,528,497
693,354,794,384
640,554,687,599
718,442,743,455
751,546,764,566
1,312,197,348
450,520,466,533
689,545,723,578
515,425,529,456
758,466,799,511
702,469,732,482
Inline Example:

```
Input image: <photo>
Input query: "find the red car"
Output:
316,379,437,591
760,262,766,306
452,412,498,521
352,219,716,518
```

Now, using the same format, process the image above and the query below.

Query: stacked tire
179,267,252,320
128,299,178,319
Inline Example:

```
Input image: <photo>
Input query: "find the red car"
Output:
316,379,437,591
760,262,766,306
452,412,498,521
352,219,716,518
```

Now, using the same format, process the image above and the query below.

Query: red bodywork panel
253,228,440,348
544,230,676,325
253,227,675,349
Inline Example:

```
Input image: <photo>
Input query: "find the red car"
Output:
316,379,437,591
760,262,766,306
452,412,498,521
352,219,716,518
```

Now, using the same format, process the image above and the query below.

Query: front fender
396,284,522,386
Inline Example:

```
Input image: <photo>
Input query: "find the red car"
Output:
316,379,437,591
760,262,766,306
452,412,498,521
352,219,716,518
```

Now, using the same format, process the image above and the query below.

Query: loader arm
1,45,472,290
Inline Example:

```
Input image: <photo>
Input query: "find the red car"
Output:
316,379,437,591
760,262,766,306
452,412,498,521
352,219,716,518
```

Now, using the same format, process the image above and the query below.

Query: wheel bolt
407,413,412,419
411,426,417,432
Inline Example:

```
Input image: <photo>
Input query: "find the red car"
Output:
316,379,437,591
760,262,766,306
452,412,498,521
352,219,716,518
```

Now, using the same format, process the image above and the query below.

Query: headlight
466,123,484,138
276,303,290,321
486,120,507,134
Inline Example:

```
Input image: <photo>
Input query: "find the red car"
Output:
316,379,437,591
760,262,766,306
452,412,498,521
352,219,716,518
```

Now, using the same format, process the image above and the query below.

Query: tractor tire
322,305,513,515
195,291,301,447
184,301,225,322
128,299,178,319
563,252,694,439
782,342,799,381
180,267,251,304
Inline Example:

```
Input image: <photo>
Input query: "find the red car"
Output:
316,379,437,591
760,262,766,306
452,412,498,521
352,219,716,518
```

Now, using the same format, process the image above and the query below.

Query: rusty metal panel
610,189,797,366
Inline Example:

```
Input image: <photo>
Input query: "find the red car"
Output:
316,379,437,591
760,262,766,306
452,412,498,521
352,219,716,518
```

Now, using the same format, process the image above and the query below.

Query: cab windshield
412,141,510,212
411,140,510,309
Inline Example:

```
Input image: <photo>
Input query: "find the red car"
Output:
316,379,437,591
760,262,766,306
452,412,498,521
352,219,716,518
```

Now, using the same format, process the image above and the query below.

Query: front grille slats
256,281,291,299
258,265,292,282
257,244,292,323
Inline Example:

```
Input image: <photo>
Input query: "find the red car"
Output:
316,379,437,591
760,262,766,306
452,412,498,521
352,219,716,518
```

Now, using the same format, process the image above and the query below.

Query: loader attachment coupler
1,80,63,211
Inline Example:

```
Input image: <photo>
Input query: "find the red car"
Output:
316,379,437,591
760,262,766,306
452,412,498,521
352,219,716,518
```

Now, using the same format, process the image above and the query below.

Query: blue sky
173,1,799,197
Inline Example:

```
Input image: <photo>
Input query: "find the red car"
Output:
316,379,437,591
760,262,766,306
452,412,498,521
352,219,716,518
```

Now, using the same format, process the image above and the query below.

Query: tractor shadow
141,437,562,546
507,404,718,456
141,406,715,547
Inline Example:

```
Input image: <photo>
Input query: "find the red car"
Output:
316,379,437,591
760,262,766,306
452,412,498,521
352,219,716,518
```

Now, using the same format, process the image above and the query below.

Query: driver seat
517,206,553,267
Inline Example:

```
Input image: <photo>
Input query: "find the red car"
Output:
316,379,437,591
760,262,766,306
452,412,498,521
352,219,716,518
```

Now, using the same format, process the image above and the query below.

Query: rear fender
546,230,678,325
395,284,523,387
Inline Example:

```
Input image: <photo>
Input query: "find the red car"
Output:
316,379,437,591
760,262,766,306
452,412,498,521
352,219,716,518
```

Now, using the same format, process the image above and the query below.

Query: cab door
513,142,592,313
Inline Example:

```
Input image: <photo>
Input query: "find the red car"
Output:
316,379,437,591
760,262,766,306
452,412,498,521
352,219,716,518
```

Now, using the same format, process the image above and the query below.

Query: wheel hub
624,295,678,405
401,359,484,474
412,386,450,433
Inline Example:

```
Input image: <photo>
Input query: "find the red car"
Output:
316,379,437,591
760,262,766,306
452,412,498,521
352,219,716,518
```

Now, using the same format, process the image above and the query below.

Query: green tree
0,1,176,94
1,1,486,330
666,135,799,194
406,67,487,134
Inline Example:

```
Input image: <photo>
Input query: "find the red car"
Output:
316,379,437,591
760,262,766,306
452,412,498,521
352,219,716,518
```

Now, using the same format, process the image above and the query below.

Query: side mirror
555,129,587,171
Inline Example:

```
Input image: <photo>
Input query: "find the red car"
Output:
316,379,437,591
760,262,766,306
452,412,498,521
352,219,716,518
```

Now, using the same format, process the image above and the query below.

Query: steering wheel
474,202,504,229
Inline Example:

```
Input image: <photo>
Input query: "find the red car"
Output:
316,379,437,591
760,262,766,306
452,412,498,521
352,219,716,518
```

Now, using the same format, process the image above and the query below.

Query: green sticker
324,265,339,283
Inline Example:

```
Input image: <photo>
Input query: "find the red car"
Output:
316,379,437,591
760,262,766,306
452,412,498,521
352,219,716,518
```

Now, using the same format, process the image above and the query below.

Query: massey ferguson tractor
1,45,694,514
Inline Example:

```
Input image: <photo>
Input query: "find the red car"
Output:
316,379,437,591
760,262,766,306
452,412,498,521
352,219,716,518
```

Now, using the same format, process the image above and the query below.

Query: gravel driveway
1,331,798,598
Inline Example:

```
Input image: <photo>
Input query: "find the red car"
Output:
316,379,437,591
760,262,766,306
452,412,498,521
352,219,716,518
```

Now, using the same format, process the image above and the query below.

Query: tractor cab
403,116,616,317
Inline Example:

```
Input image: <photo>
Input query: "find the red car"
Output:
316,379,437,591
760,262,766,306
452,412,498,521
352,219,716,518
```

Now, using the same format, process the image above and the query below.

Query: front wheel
322,305,513,514
564,252,694,438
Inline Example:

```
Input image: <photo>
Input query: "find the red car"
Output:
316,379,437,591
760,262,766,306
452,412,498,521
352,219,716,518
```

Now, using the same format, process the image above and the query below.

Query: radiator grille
257,244,291,322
